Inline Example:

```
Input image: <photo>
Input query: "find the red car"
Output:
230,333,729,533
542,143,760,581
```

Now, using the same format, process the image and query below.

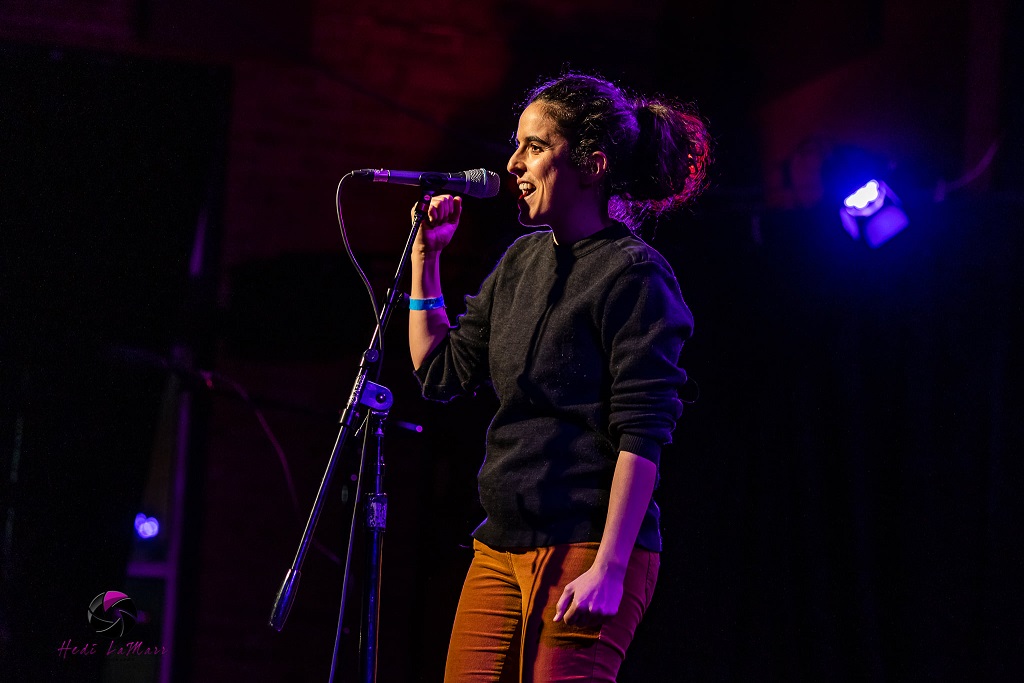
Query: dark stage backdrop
0,46,230,681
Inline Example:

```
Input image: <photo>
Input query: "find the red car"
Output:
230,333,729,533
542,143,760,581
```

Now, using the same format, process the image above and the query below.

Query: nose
507,147,524,176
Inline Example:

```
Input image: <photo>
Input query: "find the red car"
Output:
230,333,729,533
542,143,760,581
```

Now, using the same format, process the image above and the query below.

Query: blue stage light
823,146,909,249
840,179,908,248
844,180,882,212
134,513,160,539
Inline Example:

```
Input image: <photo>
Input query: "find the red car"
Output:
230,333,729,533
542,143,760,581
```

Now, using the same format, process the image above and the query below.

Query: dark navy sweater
415,224,692,551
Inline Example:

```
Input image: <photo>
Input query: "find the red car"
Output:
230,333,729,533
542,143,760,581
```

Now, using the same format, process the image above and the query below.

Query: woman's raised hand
413,194,462,255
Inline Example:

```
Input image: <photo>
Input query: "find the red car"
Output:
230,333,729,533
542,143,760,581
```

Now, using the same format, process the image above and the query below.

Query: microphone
353,168,501,199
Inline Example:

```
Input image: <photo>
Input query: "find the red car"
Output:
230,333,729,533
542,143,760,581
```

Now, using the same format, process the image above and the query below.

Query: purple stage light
134,513,160,539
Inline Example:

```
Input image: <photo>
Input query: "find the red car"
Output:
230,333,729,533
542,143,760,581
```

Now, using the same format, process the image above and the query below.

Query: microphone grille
465,168,502,198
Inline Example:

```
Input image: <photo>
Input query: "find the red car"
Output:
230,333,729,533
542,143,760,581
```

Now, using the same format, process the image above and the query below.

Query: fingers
553,585,597,627
563,602,583,626
414,194,461,227
412,195,462,254
448,195,463,224
554,584,618,627
553,584,574,623
564,602,605,628
559,597,594,628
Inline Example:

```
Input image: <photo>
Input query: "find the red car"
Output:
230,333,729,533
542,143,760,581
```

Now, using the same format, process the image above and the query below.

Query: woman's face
507,102,586,229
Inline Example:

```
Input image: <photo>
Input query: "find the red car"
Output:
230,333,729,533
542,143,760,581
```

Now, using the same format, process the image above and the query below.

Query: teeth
518,183,534,193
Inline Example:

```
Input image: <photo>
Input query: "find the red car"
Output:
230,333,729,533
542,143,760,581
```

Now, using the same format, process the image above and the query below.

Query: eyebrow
511,134,552,148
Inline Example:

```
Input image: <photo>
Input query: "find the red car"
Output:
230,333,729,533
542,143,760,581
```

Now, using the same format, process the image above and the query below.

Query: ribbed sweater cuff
413,337,449,389
618,434,662,466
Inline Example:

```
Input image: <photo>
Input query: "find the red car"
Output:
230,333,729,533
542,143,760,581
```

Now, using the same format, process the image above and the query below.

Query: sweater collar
551,223,632,259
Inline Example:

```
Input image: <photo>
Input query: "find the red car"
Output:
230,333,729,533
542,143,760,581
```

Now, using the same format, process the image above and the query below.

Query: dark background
1,0,1021,680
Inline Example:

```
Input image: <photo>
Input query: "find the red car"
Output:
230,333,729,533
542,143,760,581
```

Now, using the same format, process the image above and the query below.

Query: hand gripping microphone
353,168,501,198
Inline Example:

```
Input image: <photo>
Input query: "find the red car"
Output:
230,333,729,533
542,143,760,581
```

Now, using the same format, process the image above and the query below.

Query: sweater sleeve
601,256,693,465
413,255,500,402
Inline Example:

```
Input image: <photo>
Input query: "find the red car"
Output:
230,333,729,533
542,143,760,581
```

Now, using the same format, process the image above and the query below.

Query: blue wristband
408,295,445,311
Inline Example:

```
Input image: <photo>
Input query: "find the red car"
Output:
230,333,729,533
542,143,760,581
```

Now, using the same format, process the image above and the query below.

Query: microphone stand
269,187,438,683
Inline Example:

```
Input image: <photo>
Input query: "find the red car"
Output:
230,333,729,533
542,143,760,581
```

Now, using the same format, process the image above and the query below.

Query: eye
529,143,543,153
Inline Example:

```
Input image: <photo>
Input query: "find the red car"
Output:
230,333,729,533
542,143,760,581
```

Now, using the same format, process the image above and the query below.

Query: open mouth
518,182,535,200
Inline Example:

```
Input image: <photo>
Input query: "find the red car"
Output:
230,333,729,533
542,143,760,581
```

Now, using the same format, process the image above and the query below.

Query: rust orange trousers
443,539,660,682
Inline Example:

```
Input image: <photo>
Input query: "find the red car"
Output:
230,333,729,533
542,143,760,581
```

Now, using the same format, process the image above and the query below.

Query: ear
581,150,609,186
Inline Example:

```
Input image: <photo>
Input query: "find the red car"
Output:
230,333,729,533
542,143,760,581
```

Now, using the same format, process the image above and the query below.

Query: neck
550,202,612,245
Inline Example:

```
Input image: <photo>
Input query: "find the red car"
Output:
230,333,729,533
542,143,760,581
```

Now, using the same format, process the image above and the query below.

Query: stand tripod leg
359,414,387,682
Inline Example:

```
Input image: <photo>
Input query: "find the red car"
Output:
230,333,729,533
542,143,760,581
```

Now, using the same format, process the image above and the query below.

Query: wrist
592,555,629,579
414,246,443,261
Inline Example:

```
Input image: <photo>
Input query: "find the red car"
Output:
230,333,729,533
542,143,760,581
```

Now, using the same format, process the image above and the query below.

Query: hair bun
607,98,711,228
631,99,710,200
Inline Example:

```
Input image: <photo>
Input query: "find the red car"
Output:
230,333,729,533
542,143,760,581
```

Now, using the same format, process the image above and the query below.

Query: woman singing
409,72,710,682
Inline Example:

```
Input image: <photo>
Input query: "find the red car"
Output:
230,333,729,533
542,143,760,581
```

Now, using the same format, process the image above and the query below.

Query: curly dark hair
522,72,712,229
